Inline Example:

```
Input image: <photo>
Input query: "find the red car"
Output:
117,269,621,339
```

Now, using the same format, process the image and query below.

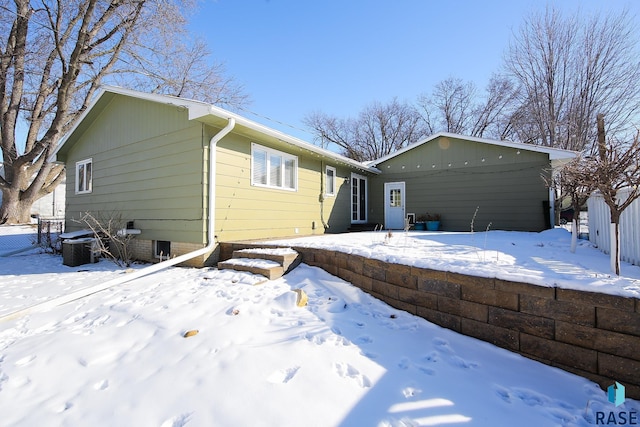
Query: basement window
154,240,171,260
75,158,92,194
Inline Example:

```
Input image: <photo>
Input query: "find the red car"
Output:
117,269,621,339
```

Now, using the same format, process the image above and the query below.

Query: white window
251,143,297,191
75,158,92,194
325,166,336,196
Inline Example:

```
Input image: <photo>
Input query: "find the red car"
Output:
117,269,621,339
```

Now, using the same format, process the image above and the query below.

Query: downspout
319,161,329,230
0,118,236,323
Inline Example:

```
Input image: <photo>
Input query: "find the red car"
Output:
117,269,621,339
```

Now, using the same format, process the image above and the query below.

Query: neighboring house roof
366,132,578,168
51,85,380,174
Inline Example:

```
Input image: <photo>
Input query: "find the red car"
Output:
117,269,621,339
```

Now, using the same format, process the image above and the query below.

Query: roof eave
52,85,378,174
369,131,579,166
200,104,379,174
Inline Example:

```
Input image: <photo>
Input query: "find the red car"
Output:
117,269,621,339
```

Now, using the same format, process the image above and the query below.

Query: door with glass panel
351,174,368,224
384,182,405,229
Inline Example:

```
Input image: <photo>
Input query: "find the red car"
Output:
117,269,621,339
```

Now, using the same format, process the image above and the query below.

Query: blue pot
426,221,440,231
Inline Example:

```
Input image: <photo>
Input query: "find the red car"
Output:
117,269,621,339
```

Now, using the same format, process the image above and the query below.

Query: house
366,133,576,231
50,86,379,266
51,87,576,267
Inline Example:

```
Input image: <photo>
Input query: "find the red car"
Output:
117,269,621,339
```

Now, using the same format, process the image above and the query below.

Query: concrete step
217,258,285,280
218,247,301,280
231,248,301,274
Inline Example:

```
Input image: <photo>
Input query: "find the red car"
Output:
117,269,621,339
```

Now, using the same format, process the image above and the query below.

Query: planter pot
414,222,426,231
426,221,440,231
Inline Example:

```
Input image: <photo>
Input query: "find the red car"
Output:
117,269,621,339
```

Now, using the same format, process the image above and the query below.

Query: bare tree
545,157,596,253
417,77,476,135
119,36,249,107
0,0,247,224
77,211,136,267
505,6,640,152
470,74,520,139
304,98,426,161
417,74,519,139
585,114,640,275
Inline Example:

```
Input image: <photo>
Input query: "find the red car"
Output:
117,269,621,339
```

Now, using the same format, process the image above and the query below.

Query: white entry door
384,182,405,229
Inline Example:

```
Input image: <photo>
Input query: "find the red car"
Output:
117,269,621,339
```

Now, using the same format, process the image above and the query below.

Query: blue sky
190,0,640,142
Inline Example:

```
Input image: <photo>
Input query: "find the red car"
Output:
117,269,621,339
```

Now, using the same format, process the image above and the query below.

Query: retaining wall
220,242,640,399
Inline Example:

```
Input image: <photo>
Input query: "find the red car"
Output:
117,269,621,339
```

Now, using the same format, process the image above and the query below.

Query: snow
221,257,282,269
0,226,638,426
236,247,299,256
267,228,640,299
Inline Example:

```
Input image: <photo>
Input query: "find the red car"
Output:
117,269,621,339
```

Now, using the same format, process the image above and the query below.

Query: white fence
588,188,640,266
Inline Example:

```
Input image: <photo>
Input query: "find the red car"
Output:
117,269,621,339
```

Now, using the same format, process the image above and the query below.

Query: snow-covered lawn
0,226,638,426
268,228,640,298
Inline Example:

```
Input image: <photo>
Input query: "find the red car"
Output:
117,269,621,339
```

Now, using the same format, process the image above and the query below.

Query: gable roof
367,132,578,167
51,86,380,174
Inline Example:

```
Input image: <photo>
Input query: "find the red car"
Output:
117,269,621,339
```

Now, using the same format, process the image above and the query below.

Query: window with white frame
154,240,171,260
251,143,297,191
75,158,92,194
325,166,336,196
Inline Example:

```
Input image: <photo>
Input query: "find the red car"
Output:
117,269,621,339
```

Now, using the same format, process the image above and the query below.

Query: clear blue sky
190,0,640,142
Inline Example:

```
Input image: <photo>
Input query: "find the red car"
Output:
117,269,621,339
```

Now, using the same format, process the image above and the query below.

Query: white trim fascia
49,90,104,163
204,103,379,174
51,85,379,174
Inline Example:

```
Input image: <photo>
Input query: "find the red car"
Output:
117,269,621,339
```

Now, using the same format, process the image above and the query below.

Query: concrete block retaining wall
220,242,640,399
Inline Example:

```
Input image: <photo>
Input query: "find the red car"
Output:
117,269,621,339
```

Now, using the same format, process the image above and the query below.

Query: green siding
371,136,552,231
61,92,372,250
63,96,207,243
213,130,355,241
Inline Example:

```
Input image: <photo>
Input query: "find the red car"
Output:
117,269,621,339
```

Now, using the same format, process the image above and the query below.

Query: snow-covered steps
217,248,301,280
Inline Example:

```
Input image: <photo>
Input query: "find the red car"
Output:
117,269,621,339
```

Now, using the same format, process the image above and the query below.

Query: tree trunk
570,218,578,253
0,188,34,224
609,207,622,275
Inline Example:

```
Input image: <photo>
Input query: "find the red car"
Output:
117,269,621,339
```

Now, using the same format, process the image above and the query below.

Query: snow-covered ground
269,228,640,299
0,226,638,426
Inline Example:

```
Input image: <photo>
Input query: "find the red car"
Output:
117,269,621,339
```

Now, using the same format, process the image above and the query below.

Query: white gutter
0,118,236,323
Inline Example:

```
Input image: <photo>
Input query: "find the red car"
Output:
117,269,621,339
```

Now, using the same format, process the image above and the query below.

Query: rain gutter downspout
0,118,236,323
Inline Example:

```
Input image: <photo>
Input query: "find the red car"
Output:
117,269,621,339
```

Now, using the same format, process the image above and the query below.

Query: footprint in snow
50,400,73,414
334,362,372,388
449,355,478,369
398,357,436,375
304,332,325,345
495,386,512,403
362,351,379,359
356,335,373,344
432,337,454,354
267,366,300,384
402,386,422,398
93,379,109,391
326,298,348,313
398,357,411,370
14,354,36,367
432,338,478,369
160,413,193,427
85,314,111,328
512,388,549,407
